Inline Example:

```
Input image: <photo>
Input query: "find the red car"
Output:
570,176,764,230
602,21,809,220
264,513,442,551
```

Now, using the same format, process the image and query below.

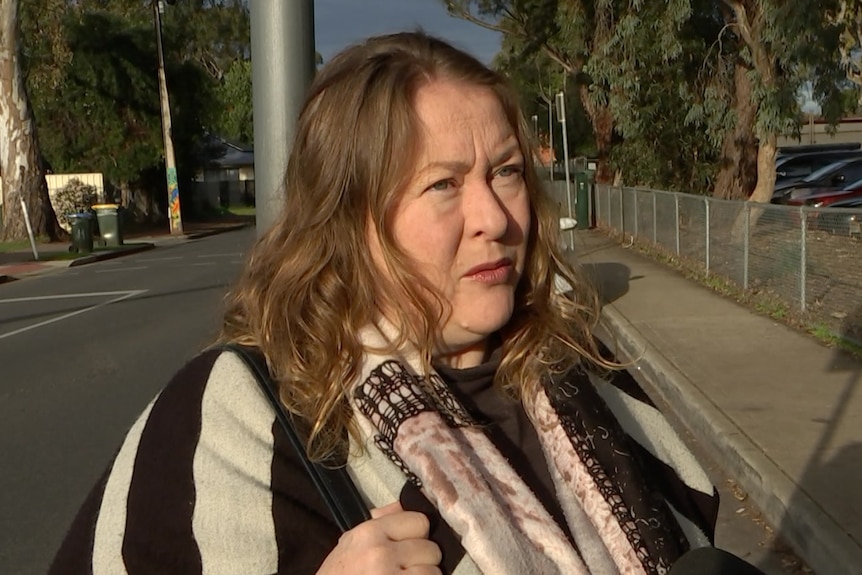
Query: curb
68,243,155,267
597,304,862,575
185,222,251,240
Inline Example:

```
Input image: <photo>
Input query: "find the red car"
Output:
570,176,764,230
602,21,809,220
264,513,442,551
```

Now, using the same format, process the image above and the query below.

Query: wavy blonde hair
221,32,605,461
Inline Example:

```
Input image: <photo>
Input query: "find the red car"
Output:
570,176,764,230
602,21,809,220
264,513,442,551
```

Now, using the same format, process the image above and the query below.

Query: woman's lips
464,258,514,284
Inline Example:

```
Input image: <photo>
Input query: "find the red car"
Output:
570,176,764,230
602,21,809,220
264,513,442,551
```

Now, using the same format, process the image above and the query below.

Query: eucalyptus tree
827,1,862,105
446,0,619,182
704,0,846,202
584,0,728,192
0,0,65,240
492,34,594,160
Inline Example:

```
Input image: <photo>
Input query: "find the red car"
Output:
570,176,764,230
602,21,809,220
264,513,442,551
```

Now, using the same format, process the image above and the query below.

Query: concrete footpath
573,230,862,575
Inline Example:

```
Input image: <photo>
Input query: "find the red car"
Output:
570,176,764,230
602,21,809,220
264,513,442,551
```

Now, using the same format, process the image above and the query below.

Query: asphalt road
0,227,255,574
0,225,812,574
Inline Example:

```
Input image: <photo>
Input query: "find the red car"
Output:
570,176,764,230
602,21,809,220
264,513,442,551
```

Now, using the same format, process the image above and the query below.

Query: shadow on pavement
579,261,635,305
761,307,862,574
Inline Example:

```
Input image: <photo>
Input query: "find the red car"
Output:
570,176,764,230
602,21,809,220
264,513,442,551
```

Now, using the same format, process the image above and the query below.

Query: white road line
196,253,244,258
138,256,183,262
0,291,143,304
95,266,148,273
0,290,147,340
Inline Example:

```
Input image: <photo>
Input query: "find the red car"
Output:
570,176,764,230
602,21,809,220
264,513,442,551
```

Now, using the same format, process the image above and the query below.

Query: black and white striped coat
50,348,718,575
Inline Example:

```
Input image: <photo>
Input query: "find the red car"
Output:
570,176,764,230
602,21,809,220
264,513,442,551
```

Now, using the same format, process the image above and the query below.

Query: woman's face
373,79,531,368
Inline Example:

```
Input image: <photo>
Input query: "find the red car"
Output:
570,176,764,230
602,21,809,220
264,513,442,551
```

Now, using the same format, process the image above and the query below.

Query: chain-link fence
582,183,862,341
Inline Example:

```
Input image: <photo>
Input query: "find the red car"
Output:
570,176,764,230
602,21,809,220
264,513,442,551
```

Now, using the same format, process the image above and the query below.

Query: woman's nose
463,179,510,239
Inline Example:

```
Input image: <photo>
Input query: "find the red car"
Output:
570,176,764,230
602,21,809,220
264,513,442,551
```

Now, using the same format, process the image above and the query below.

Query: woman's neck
435,341,489,369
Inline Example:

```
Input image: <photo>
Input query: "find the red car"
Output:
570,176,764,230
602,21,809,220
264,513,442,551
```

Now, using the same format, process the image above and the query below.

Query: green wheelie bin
92,204,124,247
575,170,594,230
67,213,94,254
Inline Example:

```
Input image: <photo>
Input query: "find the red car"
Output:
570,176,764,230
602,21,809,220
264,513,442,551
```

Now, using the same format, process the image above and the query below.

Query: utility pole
250,1,316,235
153,0,183,235
548,101,554,182
556,91,572,248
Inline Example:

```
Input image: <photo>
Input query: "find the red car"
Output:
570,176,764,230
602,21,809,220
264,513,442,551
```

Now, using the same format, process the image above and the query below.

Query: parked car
814,195,862,236
774,149,862,188
772,157,862,203
777,142,861,157
786,187,862,207
786,187,862,234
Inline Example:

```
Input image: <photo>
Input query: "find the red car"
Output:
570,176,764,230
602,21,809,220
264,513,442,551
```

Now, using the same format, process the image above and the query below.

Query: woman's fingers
318,502,440,574
370,501,403,519
395,538,443,567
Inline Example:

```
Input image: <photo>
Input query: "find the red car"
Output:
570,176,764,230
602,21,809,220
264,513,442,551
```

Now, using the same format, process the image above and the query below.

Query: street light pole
250,0,316,236
153,0,183,235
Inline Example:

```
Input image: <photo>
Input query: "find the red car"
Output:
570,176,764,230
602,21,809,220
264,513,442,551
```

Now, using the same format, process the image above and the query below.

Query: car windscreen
800,158,856,183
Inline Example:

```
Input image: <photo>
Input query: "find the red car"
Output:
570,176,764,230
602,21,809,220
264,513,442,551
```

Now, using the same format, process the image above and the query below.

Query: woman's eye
496,165,523,178
428,179,454,191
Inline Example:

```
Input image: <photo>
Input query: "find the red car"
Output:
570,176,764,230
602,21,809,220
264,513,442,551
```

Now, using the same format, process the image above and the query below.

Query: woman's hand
316,502,442,574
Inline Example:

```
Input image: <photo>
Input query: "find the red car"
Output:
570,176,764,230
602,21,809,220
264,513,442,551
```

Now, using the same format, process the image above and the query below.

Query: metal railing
550,180,862,342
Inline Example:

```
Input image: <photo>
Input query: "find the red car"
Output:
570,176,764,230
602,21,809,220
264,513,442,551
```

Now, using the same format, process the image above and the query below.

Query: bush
53,178,99,228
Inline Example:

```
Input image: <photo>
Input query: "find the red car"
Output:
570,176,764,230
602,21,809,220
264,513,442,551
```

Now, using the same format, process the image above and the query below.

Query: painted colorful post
167,166,181,233
153,0,183,235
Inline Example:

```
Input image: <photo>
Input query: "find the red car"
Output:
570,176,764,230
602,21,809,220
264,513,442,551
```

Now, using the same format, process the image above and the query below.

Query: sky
314,0,502,66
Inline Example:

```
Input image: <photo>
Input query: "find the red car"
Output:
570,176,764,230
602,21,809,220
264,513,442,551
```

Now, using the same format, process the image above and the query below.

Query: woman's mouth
464,259,514,284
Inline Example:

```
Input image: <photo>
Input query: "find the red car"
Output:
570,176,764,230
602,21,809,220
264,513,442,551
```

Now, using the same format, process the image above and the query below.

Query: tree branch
446,5,512,36
447,3,576,75
542,45,576,75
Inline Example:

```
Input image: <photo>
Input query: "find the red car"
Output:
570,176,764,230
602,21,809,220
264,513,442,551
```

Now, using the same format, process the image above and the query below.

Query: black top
433,355,575,544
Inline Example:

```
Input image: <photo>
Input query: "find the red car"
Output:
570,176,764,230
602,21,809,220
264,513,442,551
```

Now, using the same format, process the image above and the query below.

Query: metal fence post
603,185,609,227
705,197,710,274
595,184,601,225
618,187,624,232
652,191,658,245
674,193,680,255
800,207,807,312
743,203,750,289
633,190,639,239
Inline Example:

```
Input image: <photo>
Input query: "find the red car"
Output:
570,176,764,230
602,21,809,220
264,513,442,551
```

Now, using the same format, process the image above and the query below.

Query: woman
51,32,719,574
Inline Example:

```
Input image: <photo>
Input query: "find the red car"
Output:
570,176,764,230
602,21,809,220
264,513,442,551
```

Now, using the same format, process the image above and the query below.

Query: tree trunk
578,84,614,183
748,134,778,204
731,134,777,243
713,62,758,200
0,0,65,241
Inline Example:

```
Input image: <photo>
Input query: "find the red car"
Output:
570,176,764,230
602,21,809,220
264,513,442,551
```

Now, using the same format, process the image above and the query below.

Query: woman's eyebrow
491,144,522,166
416,160,472,176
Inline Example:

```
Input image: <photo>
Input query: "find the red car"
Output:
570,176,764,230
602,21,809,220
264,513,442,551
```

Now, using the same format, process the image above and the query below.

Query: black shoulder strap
220,343,371,532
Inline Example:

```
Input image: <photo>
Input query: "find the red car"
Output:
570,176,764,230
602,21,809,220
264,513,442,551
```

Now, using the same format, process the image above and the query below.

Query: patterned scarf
346,323,713,575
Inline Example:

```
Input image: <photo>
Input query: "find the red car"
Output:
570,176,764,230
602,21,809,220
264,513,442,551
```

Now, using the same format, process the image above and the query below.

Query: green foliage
28,11,163,182
586,0,725,190
493,35,595,156
451,0,862,195
212,59,253,143
19,0,250,216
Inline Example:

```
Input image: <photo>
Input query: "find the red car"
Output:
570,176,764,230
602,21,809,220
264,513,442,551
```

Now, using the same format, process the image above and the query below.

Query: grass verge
600,227,862,360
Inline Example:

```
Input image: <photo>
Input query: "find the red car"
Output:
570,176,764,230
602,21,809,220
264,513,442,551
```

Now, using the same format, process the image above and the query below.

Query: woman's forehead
410,81,521,163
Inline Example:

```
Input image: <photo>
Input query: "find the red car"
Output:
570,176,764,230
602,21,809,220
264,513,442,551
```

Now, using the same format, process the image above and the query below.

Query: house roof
203,137,254,169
